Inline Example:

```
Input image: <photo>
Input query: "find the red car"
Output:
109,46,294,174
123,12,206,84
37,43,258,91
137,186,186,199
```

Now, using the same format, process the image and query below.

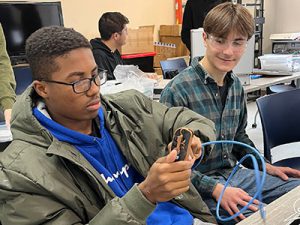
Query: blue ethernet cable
201,140,267,222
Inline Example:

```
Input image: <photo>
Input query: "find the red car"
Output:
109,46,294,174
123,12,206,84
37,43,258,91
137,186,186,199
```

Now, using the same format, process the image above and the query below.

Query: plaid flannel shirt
160,56,262,196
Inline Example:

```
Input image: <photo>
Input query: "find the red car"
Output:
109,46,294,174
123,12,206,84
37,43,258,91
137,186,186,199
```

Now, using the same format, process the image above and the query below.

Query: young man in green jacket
0,26,217,225
0,23,16,127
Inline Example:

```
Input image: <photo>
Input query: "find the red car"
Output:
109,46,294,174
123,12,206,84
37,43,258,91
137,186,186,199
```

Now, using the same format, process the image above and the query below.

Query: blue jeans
202,168,300,225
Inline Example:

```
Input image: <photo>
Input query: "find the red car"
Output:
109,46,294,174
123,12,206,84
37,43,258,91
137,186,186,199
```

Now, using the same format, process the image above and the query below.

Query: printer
270,32,300,54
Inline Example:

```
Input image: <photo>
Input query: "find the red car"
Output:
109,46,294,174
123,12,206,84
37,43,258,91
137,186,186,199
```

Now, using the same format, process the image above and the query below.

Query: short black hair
98,12,129,40
25,26,91,81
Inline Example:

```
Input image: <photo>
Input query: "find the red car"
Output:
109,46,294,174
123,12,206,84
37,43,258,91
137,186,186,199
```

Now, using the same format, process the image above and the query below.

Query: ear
33,80,49,99
112,32,119,40
203,32,208,48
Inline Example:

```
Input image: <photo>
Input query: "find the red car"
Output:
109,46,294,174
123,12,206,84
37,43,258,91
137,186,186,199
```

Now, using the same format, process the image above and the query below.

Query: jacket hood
33,107,94,146
90,38,111,53
10,86,54,147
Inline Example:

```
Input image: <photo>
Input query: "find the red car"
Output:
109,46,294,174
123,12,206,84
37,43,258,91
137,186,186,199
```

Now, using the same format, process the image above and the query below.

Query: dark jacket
181,0,229,51
90,38,124,80
0,87,217,225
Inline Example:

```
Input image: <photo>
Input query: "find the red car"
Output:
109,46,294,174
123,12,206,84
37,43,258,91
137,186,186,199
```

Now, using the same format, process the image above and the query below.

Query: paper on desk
0,124,13,142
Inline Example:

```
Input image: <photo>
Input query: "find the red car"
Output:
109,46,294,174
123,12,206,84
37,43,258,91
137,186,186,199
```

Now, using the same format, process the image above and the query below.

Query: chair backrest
160,58,187,79
13,65,33,95
256,88,300,162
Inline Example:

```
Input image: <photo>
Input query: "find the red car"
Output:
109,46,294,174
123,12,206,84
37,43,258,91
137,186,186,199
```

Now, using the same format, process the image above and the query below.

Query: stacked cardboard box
121,25,155,55
159,25,189,57
153,25,190,75
153,42,176,67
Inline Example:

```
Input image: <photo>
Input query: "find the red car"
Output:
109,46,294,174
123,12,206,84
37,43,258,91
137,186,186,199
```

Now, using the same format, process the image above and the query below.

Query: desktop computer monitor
190,28,255,75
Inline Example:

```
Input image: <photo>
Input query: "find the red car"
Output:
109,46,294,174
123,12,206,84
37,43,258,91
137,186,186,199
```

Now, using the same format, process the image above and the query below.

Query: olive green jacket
0,23,15,111
0,87,217,225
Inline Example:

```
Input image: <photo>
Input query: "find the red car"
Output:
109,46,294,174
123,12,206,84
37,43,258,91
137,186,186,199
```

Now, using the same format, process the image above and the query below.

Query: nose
86,80,100,96
222,43,234,55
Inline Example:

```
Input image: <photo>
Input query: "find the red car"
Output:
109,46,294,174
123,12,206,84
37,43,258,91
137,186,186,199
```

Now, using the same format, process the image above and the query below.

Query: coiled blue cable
201,140,267,222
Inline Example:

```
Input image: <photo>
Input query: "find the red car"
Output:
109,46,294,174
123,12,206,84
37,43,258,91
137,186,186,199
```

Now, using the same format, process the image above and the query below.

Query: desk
154,79,171,100
237,186,300,225
243,71,300,93
153,72,300,99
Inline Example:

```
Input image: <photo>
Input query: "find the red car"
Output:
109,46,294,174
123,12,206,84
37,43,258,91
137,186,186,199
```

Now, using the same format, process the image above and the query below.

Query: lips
218,57,235,62
86,99,101,111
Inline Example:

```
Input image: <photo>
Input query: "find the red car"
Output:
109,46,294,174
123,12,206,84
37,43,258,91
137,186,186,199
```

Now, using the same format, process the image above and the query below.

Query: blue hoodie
33,106,193,225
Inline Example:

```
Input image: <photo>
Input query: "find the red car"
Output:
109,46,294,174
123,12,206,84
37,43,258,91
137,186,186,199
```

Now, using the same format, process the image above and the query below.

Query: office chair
252,82,297,128
256,88,300,169
160,58,188,79
13,65,33,95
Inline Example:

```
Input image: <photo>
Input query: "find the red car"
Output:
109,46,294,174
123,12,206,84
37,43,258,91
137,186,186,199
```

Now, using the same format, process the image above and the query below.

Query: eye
233,40,246,47
74,78,88,86
215,38,225,44
91,73,98,78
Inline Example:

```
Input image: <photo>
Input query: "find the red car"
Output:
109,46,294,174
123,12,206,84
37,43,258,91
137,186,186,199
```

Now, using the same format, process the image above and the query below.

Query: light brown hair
203,2,254,39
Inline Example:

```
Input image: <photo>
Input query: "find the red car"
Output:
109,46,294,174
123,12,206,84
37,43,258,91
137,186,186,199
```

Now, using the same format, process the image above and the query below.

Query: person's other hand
212,183,259,222
4,109,12,128
190,135,202,160
146,73,160,80
138,149,195,204
266,163,300,180
167,133,202,160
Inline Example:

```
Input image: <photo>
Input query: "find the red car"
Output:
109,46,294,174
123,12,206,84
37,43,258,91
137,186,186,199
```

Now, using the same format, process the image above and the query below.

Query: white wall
61,0,175,40
1,0,300,54
263,0,300,53
0,0,176,41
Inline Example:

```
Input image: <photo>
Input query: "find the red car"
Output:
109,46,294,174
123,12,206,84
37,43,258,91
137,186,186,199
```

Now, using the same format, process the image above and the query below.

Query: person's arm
0,148,195,225
232,88,265,168
0,24,16,126
0,169,155,225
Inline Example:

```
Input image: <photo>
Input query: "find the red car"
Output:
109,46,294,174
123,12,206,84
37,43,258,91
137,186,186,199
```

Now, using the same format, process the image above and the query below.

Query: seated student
0,26,217,225
90,12,128,80
0,23,16,127
160,2,300,224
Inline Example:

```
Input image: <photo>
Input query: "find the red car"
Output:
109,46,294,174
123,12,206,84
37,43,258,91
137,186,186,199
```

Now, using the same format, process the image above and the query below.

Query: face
203,31,248,75
115,25,128,46
34,48,101,130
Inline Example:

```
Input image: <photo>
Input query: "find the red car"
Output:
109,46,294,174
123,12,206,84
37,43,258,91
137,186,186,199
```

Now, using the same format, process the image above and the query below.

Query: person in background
181,0,230,53
0,23,16,127
0,25,217,225
90,12,128,80
161,2,300,224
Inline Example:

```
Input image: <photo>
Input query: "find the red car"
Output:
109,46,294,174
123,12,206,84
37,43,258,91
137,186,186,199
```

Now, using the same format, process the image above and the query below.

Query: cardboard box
160,25,182,36
159,25,189,57
122,25,154,55
160,36,189,57
153,42,177,67
154,67,163,75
